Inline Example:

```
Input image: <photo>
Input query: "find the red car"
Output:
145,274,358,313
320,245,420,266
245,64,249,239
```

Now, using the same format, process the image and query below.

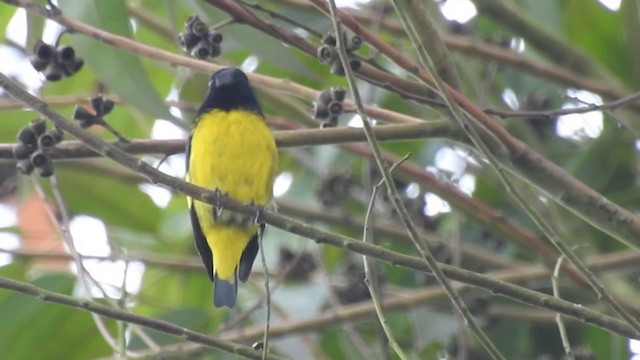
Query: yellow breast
188,109,277,216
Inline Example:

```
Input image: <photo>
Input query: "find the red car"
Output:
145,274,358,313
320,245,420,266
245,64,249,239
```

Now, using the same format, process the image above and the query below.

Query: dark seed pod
347,35,362,51
12,143,32,160
335,259,381,304
56,46,75,64
29,118,47,137
207,30,223,44
43,61,63,82
73,106,95,121
17,159,35,175
101,98,115,116
349,58,361,71
321,33,337,46
179,32,200,51
189,16,208,37
90,96,104,114
33,40,55,60
320,116,338,128
191,41,211,59
37,161,54,177
61,57,84,76
209,44,222,58
330,61,344,76
48,127,64,144
79,119,94,129
316,45,337,64
311,102,329,120
327,101,343,116
185,15,199,32
38,132,56,149
29,55,50,72
29,40,55,71
330,87,346,102
30,150,49,168
317,89,333,106
278,248,317,282
17,127,38,149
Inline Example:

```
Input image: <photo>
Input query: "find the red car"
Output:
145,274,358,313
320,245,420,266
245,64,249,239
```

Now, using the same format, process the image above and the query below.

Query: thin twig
326,1,505,359
257,226,270,360
553,256,573,360
35,176,120,352
314,252,377,359
239,0,322,37
363,178,408,360
95,120,130,143
484,92,640,120
306,0,640,250
391,0,640,335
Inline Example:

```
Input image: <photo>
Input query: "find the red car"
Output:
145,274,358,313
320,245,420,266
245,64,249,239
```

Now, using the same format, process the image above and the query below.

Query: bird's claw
252,203,264,225
213,188,227,217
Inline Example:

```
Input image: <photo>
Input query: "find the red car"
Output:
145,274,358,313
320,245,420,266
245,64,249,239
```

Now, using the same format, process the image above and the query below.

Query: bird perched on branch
186,68,278,307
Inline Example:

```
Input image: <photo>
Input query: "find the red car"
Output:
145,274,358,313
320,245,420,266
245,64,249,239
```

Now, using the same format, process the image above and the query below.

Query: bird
185,68,278,308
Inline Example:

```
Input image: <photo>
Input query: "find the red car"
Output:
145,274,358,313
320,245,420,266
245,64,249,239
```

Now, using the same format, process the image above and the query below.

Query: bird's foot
252,203,265,225
213,188,227,218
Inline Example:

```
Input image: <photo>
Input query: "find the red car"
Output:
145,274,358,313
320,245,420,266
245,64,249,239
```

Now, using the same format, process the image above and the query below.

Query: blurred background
0,0,639,359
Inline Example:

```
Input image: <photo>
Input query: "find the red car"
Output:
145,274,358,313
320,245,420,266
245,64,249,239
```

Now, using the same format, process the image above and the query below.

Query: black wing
190,205,214,281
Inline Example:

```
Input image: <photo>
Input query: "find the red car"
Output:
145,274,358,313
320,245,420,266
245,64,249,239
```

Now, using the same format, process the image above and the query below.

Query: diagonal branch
0,71,637,340
305,0,640,251
325,1,505,358
0,276,286,360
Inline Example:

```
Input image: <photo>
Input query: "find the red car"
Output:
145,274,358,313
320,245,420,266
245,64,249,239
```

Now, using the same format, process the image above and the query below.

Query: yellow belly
187,109,277,280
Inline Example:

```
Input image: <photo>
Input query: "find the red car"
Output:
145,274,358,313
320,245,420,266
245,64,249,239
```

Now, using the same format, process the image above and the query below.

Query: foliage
0,0,638,359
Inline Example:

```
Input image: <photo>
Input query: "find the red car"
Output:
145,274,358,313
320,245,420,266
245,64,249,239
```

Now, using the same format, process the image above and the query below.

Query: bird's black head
196,67,263,117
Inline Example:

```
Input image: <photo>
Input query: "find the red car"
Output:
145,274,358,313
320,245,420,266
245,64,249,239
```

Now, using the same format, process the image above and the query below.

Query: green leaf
25,7,45,51
58,0,177,122
0,3,19,44
128,309,215,350
134,265,222,320
559,0,629,83
0,273,113,359
54,164,161,232
0,109,38,143
622,0,640,87
567,121,635,194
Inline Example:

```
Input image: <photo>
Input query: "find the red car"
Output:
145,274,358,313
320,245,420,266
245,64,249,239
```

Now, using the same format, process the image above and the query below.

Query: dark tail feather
213,274,237,308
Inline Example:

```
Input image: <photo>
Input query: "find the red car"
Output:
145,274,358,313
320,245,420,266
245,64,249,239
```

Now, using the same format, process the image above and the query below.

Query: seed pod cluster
179,15,223,59
29,40,84,82
335,259,384,305
312,87,346,128
316,32,362,76
277,248,316,282
315,170,355,208
12,118,64,177
73,95,115,129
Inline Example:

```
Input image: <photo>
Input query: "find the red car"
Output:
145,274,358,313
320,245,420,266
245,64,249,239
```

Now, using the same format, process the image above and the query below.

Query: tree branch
0,122,457,160
0,276,285,359
0,71,637,340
